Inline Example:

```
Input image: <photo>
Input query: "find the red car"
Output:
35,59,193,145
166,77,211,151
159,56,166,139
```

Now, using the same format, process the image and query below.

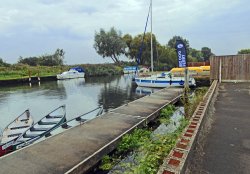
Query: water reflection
0,75,146,130
135,87,161,95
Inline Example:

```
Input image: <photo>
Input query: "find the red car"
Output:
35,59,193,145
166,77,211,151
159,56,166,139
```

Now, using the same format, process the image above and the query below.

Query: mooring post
28,70,32,87
38,71,41,86
219,57,222,83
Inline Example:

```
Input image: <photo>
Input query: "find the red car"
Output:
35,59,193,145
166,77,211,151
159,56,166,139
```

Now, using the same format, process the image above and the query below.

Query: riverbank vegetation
0,28,215,80
97,87,208,174
0,63,123,80
98,105,188,174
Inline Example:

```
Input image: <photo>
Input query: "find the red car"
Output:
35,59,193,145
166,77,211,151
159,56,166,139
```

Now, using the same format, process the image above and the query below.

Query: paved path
189,83,250,174
0,87,182,174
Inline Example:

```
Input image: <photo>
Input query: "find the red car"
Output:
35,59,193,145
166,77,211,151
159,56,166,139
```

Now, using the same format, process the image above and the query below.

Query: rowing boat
13,105,66,150
46,106,104,137
0,110,33,157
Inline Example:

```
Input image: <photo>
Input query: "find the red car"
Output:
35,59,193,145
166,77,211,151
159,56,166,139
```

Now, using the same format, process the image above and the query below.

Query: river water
0,75,159,130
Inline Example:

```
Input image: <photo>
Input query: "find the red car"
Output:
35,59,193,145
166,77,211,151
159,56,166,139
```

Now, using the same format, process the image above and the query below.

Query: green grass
0,64,123,80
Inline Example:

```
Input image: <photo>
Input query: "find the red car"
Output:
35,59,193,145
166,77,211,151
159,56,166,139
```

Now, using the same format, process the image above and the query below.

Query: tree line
18,49,65,66
94,27,214,69
0,49,65,67
93,27,250,69
1,28,250,68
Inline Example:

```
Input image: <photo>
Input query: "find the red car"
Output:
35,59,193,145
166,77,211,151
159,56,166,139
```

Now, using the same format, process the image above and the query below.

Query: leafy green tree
157,45,177,70
53,48,65,65
124,32,158,66
0,58,10,67
18,57,39,66
123,34,133,58
201,47,213,61
189,48,203,62
187,55,198,62
167,36,190,54
94,27,127,64
18,49,65,66
238,49,250,54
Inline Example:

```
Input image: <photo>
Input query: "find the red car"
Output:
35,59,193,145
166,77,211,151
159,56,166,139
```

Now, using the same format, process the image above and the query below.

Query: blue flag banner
175,39,187,68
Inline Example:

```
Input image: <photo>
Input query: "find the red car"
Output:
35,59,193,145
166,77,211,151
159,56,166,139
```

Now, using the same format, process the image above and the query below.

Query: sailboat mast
150,0,153,72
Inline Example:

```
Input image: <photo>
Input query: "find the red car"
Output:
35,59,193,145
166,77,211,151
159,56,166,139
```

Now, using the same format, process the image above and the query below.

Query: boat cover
69,67,85,73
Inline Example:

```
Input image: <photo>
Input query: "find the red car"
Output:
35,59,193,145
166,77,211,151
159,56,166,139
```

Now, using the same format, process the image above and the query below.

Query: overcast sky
0,0,250,64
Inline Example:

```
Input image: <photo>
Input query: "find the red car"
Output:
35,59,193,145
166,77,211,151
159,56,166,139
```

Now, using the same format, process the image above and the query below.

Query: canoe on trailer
13,105,66,150
46,106,104,137
0,110,34,157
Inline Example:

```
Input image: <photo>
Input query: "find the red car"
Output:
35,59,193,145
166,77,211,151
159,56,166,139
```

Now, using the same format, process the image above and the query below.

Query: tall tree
94,27,127,64
123,32,158,66
238,49,250,54
167,36,190,53
122,34,133,58
0,58,10,67
157,45,177,69
18,49,65,66
54,48,65,65
189,48,203,62
201,47,213,61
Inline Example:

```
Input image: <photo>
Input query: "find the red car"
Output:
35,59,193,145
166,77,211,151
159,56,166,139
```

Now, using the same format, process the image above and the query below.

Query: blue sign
175,39,187,68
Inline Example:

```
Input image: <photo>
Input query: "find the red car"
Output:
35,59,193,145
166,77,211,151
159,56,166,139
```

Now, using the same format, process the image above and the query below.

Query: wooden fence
210,54,250,82
187,62,210,67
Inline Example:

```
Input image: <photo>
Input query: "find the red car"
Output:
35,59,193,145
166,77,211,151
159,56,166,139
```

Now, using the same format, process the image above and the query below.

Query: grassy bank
0,64,123,80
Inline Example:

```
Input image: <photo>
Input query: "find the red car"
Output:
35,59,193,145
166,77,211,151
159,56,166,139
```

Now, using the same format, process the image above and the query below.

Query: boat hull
12,105,66,150
0,140,15,157
0,109,33,157
135,77,196,88
57,73,85,80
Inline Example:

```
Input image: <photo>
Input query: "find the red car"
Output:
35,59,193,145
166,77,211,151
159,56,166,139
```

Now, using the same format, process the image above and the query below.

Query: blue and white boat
57,66,85,80
123,66,138,74
135,72,196,88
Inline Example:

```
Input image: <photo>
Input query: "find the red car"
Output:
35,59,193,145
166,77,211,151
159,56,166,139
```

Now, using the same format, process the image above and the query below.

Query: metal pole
184,67,189,118
150,0,153,72
219,58,222,83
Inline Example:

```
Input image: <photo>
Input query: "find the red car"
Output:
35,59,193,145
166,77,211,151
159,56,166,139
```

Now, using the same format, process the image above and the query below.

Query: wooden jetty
0,87,182,174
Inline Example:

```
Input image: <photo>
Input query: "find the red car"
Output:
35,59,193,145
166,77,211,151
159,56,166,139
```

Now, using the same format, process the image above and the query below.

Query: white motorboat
135,72,196,88
57,67,85,80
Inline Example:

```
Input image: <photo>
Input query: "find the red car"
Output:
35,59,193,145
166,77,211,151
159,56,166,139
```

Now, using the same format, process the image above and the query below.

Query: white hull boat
135,73,196,88
57,67,85,80
123,66,138,74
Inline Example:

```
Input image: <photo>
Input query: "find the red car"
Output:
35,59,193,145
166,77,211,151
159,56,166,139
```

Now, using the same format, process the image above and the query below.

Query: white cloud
0,0,249,63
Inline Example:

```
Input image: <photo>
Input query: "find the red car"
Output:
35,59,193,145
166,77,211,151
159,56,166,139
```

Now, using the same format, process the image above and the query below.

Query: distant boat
13,105,66,150
0,110,33,157
57,67,85,80
123,66,138,74
135,72,196,88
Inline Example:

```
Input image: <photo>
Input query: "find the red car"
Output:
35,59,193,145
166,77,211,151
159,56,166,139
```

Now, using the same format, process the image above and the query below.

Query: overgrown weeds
99,105,188,174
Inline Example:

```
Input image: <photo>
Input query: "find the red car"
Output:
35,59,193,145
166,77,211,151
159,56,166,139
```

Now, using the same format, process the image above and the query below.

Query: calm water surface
0,74,155,130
